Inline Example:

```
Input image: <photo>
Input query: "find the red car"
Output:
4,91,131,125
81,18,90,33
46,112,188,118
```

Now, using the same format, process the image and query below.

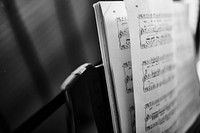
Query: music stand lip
61,63,92,91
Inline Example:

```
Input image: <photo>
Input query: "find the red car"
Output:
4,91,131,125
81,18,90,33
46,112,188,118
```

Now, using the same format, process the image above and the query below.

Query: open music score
94,1,200,133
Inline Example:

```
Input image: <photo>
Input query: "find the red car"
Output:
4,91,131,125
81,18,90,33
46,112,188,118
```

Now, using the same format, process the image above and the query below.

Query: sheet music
124,0,177,132
94,2,135,133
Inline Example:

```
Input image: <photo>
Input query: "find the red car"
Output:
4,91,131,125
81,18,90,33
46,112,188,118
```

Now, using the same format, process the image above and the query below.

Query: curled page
93,2,134,133
124,0,177,132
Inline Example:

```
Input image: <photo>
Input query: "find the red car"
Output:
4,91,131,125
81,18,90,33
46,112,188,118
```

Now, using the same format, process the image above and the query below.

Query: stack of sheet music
93,0,200,133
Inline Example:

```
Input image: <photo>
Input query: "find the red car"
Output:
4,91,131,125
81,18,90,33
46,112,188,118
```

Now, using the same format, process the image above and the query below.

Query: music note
116,17,130,50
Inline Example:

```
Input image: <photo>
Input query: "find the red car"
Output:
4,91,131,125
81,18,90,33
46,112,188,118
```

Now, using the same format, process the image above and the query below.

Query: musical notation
142,64,175,82
141,33,172,49
145,107,176,131
142,53,175,93
138,13,172,19
143,74,175,93
145,89,174,109
122,61,133,93
145,99,176,122
138,13,172,49
144,90,176,132
116,16,127,22
142,53,173,66
140,24,172,35
116,17,130,50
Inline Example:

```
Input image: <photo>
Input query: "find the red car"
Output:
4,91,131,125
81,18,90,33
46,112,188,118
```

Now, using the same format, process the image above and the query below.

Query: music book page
125,0,177,132
94,2,134,133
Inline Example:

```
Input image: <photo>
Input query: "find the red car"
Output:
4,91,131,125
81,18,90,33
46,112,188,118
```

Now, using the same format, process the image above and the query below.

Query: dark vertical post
195,0,200,55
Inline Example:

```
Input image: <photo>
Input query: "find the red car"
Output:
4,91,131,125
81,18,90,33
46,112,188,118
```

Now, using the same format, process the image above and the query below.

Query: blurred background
0,0,199,133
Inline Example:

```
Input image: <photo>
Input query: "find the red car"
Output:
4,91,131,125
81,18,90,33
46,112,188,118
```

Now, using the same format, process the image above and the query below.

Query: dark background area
0,0,114,132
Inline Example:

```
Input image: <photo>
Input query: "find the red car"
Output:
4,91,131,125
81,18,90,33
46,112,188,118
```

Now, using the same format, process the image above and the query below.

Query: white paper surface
124,0,177,132
173,3,200,133
94,2,135,133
